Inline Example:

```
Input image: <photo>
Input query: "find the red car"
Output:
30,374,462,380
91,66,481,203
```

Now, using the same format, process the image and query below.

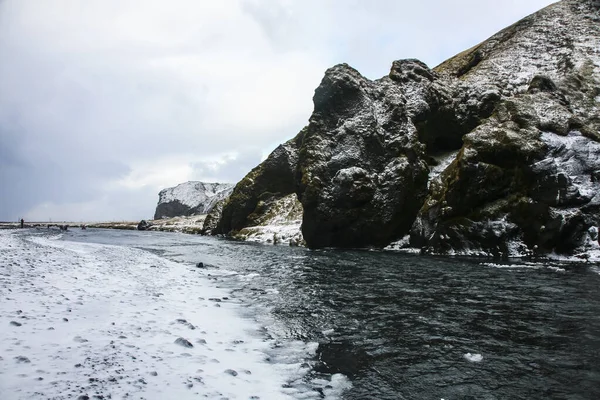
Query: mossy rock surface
215,130,304,235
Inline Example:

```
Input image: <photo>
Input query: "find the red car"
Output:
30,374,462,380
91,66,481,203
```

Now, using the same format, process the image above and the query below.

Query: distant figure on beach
20,218,24,228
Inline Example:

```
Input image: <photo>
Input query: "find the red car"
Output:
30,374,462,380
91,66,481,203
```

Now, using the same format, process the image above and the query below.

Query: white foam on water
482,262,542,270
463,353,483,363
384,235,421,254
548,249,600,264
482,262,568,273
0,231,350,399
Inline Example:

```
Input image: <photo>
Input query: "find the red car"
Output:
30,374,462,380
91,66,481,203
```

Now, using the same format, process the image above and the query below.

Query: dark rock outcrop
201,198,227,235
137,220,151,231
214,0,600,257
410,0,600,256
174,337,193,348
297,62,430,248
215,132,303,235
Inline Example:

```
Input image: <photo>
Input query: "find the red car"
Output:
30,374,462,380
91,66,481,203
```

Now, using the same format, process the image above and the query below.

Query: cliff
154,182,233,220
214,0,600,257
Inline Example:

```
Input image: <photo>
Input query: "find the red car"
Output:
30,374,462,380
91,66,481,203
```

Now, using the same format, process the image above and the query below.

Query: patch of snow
440,0,600,110
150,215,207,233
537,132,600,202
384,235,421,254
241,223,304,246
505,238,532,258
0,231,349,399
428,151,459,188
237,194,304,246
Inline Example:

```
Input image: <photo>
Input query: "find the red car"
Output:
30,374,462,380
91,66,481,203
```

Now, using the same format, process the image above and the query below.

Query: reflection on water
64,229,600,400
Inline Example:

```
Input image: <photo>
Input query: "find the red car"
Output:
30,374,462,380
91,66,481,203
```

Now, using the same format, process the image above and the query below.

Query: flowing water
63,228,600,400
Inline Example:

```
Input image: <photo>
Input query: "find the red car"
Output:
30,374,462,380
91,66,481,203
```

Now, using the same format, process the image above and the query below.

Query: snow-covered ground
87,215,207,234
0,231,348,399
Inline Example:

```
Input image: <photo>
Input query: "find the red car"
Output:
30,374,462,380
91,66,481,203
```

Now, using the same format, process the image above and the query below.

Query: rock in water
154,182,233,219
214,0,600,256
137,220,151,231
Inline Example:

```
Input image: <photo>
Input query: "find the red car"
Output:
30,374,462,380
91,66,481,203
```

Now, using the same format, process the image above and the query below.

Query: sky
0,0,556,222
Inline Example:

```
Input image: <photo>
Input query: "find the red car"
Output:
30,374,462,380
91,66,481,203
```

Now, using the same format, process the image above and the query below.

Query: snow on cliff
155,182,233,219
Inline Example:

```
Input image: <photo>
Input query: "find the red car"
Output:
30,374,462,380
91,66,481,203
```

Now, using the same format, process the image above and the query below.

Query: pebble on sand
174,337,194,348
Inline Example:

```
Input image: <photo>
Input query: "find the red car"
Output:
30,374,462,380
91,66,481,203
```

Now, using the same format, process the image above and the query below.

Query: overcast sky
0,0,556,222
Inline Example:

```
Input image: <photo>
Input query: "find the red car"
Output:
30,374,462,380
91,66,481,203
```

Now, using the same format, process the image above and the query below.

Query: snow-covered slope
436,0,600,97
154,182,233,219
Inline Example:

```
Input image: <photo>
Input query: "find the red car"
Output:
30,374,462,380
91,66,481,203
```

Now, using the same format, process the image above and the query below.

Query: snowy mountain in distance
154,182,233,219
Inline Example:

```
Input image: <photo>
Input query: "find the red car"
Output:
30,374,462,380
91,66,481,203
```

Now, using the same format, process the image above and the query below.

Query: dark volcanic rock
201,197,226,235
174,337,193,348
154,200,190,220
411,0,600,256
214,0,600,256
215,132,304,235
137,220,151,231
297,63,430,248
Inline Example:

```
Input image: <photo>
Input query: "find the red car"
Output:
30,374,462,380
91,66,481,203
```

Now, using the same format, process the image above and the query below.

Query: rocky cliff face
215,133,303,235
154,182,233,219
215,0,600,257
412,0,600,256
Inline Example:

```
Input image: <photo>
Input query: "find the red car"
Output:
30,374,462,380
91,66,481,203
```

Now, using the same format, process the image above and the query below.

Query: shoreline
0,230,348,399
0,215,207,234
3,219,599,264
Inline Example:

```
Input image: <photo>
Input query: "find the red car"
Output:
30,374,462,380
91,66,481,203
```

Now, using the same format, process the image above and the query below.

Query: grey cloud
242,0,556,78
190,147,264,184
0,0,555,221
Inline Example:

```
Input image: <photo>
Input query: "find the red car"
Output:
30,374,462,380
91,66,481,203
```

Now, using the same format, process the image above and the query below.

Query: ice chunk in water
464,353,483,362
